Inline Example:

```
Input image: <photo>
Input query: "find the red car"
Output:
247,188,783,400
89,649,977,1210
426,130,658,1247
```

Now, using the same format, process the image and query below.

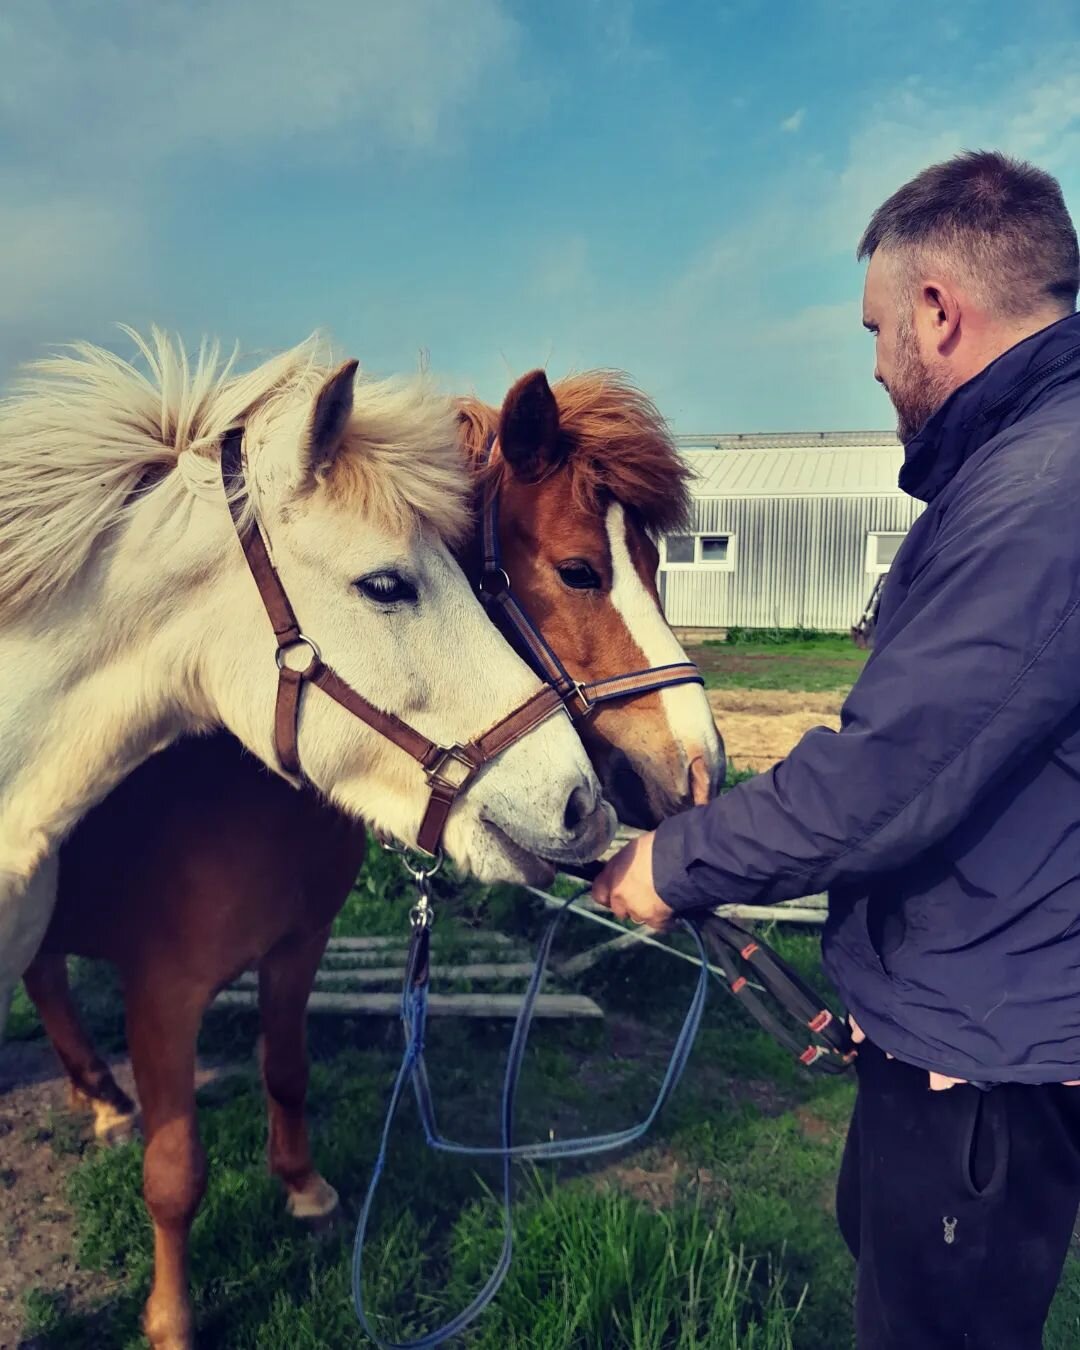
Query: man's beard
889,312,953,444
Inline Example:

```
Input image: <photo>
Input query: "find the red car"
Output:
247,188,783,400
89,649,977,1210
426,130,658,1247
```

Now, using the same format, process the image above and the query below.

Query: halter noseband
478,438,704,720
219,427,568,856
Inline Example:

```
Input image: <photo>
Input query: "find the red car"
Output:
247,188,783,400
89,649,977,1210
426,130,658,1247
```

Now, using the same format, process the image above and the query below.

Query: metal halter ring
404,849,444,884
377,834,445,882
479,567,511,599
275,633,322,675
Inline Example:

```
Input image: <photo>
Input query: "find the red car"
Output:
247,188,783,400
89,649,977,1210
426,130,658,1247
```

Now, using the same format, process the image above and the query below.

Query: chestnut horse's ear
498,369,564,481
300,358,359,486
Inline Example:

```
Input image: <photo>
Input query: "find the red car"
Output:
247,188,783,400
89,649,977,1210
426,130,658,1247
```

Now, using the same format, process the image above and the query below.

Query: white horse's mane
0,327,469,621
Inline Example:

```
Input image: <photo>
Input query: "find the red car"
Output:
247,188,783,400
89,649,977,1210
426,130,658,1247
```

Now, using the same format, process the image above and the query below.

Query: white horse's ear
301,359,359,485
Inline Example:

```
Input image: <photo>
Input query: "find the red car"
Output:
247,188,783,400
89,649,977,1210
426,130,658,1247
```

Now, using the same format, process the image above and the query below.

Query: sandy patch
708,689,843,773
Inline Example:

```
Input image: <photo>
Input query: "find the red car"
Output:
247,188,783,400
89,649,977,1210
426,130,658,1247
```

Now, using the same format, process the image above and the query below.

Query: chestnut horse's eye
557,560,601,591
355,571,418,605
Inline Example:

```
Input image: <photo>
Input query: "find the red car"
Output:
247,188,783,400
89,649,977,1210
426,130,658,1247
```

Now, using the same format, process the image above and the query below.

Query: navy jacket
653,312,1080,1084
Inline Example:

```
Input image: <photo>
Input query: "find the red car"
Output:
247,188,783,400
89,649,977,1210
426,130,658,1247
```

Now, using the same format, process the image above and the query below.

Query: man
594,151,1080,1348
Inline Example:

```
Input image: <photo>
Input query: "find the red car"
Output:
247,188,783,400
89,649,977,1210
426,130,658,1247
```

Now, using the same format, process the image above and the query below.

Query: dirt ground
708,688,843,772
0,1044,119,1347
0,1045,242,1347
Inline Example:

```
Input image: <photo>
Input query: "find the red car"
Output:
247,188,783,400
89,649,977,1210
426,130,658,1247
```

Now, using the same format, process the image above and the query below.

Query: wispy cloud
0,0,525,372
617,43,1080,428
0,188,143,315
0,0,523,170
0,180,152,377
584,0,659,66
3,0,1078,435
530,236,593,301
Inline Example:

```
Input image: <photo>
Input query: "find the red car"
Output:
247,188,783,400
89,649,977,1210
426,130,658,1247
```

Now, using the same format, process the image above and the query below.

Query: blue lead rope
352,898,710,1349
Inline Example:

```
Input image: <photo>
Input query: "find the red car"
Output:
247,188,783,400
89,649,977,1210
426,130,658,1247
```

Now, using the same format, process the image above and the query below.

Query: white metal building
658,431,923,631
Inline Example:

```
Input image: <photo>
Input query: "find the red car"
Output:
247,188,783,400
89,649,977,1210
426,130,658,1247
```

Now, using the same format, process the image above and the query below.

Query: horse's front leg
258,923,339,1223
127,974,209,1350
0,851,59,1041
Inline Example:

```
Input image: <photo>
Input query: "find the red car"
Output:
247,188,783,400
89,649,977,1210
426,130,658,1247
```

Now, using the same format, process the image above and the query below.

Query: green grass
6,956,126,1049
18,873,1080,1348
22,1287,70,1339
689,633,867,695
719,628,844,647
37,1042,812,1349
6,980,40,1039
444,1178,804,1349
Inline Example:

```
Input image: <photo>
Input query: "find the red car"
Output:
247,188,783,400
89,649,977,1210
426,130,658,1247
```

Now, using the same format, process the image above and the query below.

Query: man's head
859,151,1079,442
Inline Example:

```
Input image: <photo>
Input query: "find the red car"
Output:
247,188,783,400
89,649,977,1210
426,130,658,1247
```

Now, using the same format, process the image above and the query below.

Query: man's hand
591,832,675,931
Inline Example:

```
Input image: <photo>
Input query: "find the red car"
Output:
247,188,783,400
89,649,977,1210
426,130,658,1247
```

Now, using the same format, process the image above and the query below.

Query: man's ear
920,280,961,354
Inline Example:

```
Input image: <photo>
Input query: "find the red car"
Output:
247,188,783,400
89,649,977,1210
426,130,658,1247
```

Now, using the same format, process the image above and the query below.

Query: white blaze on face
604,503,722,783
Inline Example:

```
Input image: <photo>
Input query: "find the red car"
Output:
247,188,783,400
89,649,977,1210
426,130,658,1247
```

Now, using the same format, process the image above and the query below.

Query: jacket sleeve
652,436,1080,912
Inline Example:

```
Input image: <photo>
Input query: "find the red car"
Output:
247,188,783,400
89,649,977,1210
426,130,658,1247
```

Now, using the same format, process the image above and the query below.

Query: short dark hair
858,150,1079,319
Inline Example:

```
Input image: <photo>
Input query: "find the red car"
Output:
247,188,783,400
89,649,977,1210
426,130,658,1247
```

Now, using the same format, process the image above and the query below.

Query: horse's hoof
143,1303,195,1350
68,1082,139,1145
286,1174,340,1228
92,1100,140,1146
147,1336,195,1350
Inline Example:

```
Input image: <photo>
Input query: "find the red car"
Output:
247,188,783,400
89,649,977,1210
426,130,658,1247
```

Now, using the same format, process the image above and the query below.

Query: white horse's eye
355,571,418,605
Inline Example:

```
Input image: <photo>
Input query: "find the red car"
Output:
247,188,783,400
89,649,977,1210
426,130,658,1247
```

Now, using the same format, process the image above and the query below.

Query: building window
664,534,696,564
661,533,736,571
866,531,905,573
700,535,731,565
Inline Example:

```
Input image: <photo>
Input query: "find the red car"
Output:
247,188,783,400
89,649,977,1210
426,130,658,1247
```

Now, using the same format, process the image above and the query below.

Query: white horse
0,330,611,1035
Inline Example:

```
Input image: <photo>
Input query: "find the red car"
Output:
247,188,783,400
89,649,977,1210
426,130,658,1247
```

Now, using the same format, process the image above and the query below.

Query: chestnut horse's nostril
688,736,726,805
689,755,712,805
564,783,596,834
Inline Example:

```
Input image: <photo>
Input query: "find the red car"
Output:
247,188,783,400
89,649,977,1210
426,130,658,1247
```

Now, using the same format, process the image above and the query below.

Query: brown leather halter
219,428,568,856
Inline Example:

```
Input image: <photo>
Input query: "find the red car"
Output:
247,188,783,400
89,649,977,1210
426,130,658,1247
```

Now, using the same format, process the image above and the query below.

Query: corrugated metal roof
675,430,898,451
677,431,905,499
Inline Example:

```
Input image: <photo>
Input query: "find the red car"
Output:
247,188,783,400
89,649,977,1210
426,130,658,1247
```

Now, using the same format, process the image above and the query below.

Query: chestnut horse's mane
457,370,691,534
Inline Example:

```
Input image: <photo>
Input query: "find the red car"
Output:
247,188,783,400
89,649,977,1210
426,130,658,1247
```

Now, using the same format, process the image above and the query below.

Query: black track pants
836,1042,1080,1349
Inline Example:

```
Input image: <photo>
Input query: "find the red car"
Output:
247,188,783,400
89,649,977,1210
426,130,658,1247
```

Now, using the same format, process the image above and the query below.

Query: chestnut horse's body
23,369,724,1350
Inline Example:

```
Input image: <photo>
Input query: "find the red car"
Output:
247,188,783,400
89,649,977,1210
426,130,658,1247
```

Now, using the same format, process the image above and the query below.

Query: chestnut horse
22,368,724,1350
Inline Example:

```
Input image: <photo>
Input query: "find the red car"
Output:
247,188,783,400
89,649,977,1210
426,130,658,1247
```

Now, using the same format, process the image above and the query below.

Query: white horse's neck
0,478,247,881
0,473,256,1026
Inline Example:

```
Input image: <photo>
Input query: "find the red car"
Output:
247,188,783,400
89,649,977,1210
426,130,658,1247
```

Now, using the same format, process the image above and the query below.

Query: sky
2,0,1080,433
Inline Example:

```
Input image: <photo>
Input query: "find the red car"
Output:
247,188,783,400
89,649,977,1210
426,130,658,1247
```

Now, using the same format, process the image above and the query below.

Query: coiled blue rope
351,897,709,1348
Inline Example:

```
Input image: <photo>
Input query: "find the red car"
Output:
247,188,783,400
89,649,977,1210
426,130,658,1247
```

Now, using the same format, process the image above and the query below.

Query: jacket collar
900,311,1080,502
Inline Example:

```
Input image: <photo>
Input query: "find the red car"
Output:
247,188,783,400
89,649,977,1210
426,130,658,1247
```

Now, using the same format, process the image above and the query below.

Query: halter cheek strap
477,438,705,719
219,428,567,856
